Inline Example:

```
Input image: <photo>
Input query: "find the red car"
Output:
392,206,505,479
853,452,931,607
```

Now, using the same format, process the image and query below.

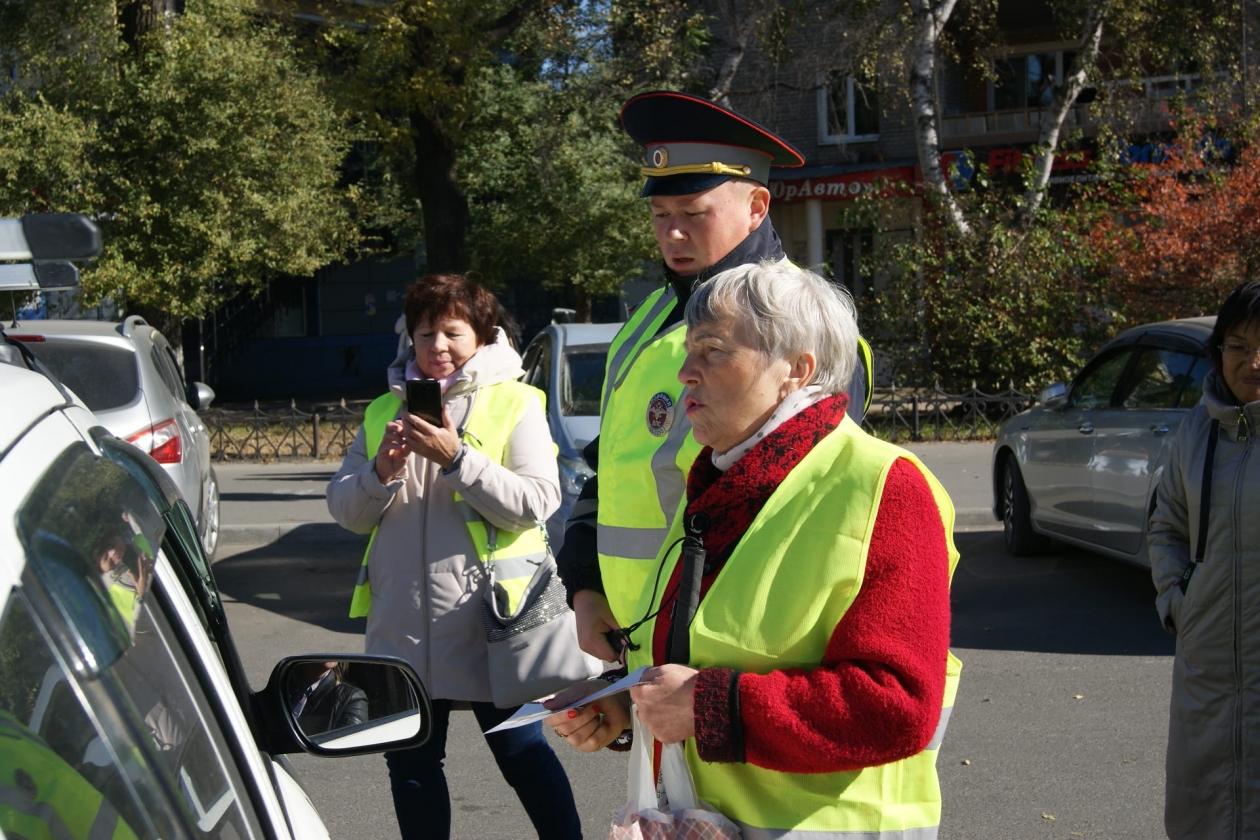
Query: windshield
562,344,608,417
27,340,140,412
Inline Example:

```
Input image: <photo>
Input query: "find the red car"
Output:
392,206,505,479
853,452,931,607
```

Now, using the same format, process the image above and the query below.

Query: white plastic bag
609,707,741,840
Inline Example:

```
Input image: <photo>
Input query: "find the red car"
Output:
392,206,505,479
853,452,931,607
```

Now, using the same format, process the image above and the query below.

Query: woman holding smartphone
327,273,580,840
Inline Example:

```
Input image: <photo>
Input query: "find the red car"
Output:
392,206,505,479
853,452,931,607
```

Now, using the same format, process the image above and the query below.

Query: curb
220,510,1000,547
220,522,368,546
954,509,999,531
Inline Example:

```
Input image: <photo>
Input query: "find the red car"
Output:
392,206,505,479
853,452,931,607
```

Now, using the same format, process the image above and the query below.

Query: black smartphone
405,379,443,426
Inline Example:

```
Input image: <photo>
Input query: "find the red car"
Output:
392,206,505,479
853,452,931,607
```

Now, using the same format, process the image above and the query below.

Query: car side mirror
253,655,431,757
186,382,215,410
1039,382,1068,410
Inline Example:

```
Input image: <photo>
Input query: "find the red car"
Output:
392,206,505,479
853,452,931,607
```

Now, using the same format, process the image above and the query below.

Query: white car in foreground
0,214,433,839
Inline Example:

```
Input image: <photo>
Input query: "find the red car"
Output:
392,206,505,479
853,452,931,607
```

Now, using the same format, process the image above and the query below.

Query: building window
819,74,879,143
827,228,875,299
988,51,1079,110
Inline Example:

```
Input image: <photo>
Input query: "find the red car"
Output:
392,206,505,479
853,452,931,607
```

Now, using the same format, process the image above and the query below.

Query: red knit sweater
650,398,952,773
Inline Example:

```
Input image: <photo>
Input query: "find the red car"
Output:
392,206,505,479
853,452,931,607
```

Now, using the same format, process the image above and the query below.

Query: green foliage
306,0,704,309
0,96,101,215
92,2,358,318
847,183,1118,392
0,0,358,321
460,67,657,300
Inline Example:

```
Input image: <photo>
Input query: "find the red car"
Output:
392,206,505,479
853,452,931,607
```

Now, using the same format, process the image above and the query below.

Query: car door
2,439,269,839
1021,347,1136,541
1089,343,1210,555
149,334,207,509
160,338,212,477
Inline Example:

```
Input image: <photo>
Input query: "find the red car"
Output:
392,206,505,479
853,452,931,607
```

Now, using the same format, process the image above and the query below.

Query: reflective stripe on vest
349,381,550,618
597,286,877,628
626,416,961,837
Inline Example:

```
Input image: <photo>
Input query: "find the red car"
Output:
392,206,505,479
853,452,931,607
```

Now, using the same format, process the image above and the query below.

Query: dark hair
403,274,499,346
1208,280,1260,374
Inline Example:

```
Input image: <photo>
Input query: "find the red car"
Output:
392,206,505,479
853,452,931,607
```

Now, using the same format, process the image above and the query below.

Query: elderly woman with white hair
547,260,961,838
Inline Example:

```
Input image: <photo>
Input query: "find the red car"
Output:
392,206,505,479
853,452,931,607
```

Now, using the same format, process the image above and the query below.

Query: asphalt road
214,441,1004,547
213,524,1174,840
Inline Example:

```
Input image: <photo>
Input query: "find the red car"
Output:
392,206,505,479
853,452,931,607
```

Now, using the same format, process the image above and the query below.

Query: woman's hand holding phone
402,407,462,470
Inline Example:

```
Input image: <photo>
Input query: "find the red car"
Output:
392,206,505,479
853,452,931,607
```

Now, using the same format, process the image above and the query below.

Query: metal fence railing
203,384,1037,461
203,399,369,462
861,382,1037,443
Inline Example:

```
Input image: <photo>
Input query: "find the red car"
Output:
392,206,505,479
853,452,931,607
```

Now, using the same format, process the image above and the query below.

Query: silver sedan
992,316,1215,565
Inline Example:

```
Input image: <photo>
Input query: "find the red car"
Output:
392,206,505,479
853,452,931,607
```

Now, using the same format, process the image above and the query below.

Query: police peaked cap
621,91,805,196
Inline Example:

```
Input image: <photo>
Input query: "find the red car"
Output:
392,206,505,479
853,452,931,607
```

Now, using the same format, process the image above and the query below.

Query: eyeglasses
1220,343,1260,362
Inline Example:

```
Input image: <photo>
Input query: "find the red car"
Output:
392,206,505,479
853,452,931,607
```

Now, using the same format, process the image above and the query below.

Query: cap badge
646,392,674,437
651,147,669,169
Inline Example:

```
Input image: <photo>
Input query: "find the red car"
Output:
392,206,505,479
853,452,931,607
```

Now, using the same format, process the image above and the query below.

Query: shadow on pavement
212,539,367,635
212,526,1172,657
952,529,1174,657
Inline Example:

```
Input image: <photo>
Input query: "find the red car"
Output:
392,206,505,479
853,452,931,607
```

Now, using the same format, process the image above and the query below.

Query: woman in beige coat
327,274,581,840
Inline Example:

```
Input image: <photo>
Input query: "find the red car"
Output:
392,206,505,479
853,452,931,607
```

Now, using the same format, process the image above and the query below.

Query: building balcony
941,76,1233,147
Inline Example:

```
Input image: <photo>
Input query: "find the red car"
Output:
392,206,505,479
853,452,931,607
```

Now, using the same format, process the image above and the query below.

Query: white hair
684,259,859,394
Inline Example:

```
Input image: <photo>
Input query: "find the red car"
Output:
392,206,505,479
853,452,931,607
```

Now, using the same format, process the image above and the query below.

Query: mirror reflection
285,660,421,750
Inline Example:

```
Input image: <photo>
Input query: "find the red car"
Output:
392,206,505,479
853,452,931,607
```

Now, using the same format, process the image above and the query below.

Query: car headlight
558,455,595,497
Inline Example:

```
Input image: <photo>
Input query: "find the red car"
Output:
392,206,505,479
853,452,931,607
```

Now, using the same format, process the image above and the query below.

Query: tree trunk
118,0,179,50
411,109,470,273
574,285,591,323
708,0,751,108
1017,4,1106,225
908,0,970,239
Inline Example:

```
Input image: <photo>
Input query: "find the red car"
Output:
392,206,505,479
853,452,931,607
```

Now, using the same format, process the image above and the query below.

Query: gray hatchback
7,316,221,557
992,316,1215,566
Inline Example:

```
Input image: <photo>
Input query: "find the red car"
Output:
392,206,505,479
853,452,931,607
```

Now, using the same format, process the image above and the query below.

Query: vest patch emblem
646,392,674,437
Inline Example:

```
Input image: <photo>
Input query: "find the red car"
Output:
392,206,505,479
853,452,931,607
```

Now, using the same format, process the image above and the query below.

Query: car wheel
1002,457,1037,557
201,468,220,561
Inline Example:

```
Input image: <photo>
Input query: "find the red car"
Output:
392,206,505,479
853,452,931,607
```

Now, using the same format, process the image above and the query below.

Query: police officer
557,91,874,662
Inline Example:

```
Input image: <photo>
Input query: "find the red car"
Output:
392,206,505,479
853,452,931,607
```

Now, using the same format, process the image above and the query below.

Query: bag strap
666,513,708,665
1179,418,1220,595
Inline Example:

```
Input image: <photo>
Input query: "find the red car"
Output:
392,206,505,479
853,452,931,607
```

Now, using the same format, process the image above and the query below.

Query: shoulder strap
1194,418,1220,563
1179,418,1220,594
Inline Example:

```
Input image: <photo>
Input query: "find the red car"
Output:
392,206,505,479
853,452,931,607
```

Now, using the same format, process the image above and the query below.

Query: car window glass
1067,350,1132,410
163,345,190,404
26,341,140,412
521,341,542,380
1121,348,1208,409
6,444,264,839
1175,355,1210,408
562,345,608,416
529,337,552,396
151,344,185,404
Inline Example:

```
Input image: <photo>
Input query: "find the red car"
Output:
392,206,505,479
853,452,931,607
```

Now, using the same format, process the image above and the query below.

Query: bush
848,181,1118,392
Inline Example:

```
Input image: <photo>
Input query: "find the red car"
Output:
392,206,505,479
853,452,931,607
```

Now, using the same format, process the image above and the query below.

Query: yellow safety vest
626,416,961,840
597,284,875,627
0,711,140,840
349,380,552,619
